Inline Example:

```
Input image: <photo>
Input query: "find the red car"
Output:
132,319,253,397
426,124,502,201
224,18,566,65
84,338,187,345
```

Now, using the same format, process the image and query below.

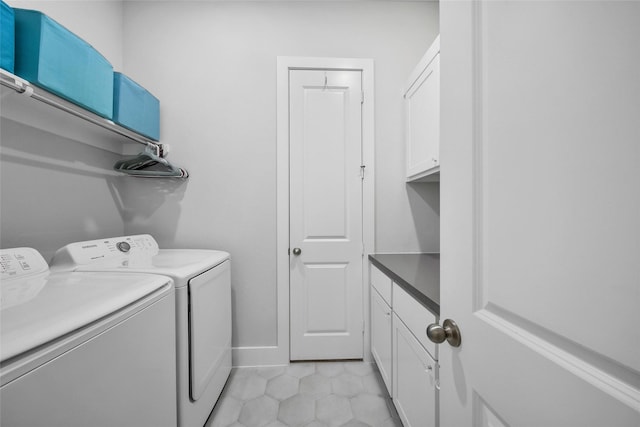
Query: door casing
271,57,375,365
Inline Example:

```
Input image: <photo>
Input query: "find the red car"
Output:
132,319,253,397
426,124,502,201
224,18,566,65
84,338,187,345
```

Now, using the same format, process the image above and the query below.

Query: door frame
275,57,375,364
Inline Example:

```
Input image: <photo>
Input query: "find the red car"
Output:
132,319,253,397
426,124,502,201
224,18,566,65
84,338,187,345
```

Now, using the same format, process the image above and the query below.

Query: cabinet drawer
370,264,392,305
393,283,437,359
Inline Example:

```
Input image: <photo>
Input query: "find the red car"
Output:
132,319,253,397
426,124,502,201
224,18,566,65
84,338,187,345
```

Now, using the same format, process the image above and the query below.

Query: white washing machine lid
50,235,230,288
1,271,172,362
66,250,229,287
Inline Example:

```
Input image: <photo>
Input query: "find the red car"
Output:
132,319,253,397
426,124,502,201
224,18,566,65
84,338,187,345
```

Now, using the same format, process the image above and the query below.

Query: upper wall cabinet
404,36,440,182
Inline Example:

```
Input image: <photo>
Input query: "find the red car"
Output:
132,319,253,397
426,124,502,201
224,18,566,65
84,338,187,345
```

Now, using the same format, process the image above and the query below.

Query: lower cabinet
392,313,438,427
371,288,393,396
369,263,438,427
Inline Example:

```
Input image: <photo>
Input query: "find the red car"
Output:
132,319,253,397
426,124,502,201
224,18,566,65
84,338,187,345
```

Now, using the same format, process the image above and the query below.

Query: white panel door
440,1,640,426
289,69,364,360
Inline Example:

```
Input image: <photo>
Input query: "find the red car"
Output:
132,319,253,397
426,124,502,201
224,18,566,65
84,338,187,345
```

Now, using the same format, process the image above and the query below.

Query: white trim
276,56,375,364
232,346,288,368
403,35,440,96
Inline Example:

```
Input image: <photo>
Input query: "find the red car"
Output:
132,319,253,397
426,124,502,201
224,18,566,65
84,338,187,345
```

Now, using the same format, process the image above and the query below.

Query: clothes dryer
51,234,232,427
0,247,177,427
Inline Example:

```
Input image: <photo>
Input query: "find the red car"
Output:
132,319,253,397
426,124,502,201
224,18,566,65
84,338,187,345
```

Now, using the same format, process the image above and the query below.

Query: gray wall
7,0,124,70
1,0,126,259
0,1,440,351
121,1,439,349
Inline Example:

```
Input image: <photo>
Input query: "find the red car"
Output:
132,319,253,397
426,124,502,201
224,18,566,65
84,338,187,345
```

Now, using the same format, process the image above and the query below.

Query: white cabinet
370,264,393,395
370,263,392,305
393,313,438,427
393,282,437,358
371,288,393,397
404,35,440,182
369,263,439,427
392,283,438,427
371,287,393,396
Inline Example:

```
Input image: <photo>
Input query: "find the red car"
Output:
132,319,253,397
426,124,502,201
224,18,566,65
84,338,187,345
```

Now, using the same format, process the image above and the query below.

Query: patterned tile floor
205,361,402,427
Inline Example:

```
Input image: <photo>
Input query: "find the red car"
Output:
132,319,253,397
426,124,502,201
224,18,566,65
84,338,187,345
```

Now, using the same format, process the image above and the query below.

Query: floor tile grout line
207,361,397,427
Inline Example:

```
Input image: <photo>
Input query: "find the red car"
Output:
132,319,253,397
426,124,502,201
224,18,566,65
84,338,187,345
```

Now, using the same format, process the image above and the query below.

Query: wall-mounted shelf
0,69,188,178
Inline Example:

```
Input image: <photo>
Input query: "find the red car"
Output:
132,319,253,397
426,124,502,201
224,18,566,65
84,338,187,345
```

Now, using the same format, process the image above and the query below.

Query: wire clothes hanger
114,145,189,178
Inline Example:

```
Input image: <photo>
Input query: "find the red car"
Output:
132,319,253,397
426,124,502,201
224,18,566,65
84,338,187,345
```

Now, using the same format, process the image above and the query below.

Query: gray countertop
368,253,440,316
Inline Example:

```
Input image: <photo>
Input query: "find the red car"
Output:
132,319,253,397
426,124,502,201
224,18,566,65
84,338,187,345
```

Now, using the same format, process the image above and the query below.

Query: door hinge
361,91,365,104
360,165,366,180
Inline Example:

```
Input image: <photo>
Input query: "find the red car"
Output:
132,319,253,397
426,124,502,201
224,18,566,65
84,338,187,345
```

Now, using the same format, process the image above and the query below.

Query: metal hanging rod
0,69,163,157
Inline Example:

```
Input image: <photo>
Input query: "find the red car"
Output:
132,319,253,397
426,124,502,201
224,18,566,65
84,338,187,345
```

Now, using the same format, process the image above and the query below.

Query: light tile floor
205,361,403,427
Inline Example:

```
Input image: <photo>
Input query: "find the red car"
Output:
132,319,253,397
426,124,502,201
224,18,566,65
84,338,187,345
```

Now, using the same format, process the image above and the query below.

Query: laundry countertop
368,253,440,316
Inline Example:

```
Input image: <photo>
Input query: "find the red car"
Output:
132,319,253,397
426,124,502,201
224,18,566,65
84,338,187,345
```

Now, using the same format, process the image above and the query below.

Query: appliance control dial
116,241,131,253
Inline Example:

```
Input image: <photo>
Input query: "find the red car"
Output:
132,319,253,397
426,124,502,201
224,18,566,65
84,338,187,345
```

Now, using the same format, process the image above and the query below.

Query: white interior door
289,69,364,361
440,1,640,426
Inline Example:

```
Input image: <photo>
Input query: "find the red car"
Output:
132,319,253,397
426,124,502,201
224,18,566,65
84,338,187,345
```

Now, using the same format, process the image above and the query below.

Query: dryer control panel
50,235,160,269
0,248,49,279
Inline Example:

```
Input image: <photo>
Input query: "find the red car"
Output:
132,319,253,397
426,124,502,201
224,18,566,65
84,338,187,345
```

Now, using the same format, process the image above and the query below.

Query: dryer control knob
117,242,131,253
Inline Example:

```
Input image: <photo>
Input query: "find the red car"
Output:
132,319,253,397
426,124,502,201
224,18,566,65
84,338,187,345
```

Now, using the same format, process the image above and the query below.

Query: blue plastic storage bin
13,9,113,118
113,72,160,141
0,0,14,72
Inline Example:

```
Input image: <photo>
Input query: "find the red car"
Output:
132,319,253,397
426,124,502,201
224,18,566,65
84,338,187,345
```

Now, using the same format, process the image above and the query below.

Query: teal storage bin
113,72,160,141
0,0,14,72
13,9,113,118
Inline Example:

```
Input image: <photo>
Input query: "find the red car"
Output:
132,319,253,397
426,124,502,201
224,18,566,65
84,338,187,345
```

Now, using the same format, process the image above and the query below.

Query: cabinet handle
425,365,436,386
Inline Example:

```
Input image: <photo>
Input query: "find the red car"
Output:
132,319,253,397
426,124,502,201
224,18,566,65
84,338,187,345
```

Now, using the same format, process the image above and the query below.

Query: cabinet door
392,313,437,427
405,37,441,182
371,287,393,396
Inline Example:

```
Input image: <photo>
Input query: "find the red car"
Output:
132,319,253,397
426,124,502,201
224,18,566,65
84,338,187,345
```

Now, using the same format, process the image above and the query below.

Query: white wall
0,0,439,358
0,0,127,259
120,1,439,353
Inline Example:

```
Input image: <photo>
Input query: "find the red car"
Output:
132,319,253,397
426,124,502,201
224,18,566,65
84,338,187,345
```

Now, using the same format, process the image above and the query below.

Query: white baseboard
232,345,373,367
232,345,289,368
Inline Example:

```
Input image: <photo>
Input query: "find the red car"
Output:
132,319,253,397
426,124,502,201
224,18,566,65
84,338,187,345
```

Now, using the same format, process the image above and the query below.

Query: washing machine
0,247,177,427
51,234,232,427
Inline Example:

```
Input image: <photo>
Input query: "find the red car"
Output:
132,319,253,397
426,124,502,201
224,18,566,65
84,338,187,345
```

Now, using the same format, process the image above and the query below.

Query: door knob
426,319,461,347
292,248,302,256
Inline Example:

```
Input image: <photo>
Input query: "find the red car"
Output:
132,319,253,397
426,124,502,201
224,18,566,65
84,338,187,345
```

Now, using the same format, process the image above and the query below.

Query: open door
439,1,640,426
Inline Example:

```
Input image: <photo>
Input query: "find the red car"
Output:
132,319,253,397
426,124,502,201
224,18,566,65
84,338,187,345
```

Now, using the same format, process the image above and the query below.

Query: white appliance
0,247,177,427
51,234,232,427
